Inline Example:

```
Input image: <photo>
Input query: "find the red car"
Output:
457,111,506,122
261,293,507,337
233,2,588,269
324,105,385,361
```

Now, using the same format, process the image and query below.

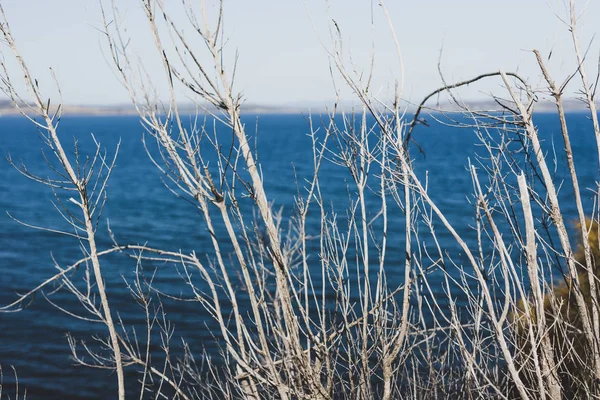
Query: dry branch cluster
1,1,600,399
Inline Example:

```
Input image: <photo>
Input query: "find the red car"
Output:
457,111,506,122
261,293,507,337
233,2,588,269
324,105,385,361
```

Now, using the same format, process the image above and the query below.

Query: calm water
0,112,598,398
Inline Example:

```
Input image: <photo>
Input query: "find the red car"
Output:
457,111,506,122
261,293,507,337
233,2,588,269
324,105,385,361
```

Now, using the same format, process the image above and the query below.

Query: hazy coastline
0,98,594,117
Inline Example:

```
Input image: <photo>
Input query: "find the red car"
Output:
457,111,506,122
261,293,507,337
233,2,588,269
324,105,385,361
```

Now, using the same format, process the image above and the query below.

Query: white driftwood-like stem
518,173,561,400
0,8,126,399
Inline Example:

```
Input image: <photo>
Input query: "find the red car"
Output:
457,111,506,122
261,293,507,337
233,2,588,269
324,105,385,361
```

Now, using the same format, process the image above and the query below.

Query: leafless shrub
2,0,600,399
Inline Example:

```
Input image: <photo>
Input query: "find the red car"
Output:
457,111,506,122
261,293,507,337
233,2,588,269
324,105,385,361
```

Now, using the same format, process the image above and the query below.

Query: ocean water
0,112,598,398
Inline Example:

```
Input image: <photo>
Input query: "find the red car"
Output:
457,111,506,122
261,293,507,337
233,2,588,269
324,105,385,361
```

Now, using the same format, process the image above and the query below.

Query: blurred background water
0,112,597,398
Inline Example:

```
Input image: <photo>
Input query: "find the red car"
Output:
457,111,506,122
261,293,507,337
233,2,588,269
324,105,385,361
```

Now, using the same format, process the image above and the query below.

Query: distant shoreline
0,104,323,117
0,98,595,117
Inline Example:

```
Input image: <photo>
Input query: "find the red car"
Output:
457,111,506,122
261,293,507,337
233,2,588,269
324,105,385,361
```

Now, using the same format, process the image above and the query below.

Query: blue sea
0,112,598,398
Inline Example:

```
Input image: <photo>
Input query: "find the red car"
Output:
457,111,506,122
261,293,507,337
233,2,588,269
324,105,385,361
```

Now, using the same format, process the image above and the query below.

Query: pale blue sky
1,0,599,106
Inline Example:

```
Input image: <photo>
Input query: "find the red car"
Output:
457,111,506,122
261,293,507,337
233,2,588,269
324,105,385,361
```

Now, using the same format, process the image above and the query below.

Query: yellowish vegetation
512,218,600,396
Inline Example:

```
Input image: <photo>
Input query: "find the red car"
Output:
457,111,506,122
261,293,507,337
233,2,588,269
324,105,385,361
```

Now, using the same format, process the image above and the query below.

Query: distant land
0,99,326,117
0,98,595,117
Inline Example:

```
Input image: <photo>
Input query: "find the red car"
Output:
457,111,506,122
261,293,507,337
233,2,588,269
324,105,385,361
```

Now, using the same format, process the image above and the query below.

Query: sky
0,0,599,107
